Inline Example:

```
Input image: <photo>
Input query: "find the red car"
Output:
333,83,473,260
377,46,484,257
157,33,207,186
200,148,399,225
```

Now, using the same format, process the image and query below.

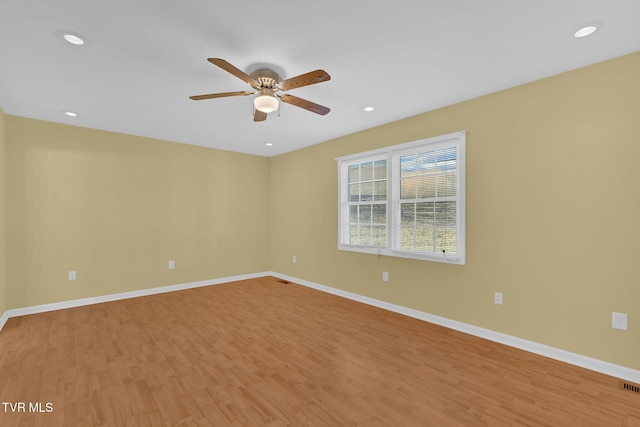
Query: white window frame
337,131,466,265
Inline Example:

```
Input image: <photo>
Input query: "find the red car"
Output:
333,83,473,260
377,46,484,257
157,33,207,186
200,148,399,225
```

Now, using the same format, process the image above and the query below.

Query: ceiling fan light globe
254,95,279,113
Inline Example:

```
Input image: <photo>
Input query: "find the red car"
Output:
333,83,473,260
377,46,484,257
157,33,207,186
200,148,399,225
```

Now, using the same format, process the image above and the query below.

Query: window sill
337,244,465,265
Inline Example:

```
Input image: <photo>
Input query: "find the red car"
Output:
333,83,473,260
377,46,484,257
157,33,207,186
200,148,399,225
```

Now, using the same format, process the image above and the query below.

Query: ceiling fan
190,58,331,122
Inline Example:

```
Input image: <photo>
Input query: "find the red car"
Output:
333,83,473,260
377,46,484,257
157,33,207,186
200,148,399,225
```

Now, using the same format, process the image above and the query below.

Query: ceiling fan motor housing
250,69,281,89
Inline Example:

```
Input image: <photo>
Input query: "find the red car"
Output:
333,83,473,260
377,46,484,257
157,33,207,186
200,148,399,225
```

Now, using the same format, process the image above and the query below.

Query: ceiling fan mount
190,58,331,122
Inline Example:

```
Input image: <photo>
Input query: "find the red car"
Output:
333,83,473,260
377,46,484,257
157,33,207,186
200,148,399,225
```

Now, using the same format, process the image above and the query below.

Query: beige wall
0,108,6,315
269,52,640,370
5,117,270,309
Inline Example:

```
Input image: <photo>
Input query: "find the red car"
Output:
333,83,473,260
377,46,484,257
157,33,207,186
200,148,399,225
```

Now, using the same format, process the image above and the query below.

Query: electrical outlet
612,312,628,331
494,292,503,305
292,255,297,264
382,271,389,282
168,260,175,270
68,271,76,281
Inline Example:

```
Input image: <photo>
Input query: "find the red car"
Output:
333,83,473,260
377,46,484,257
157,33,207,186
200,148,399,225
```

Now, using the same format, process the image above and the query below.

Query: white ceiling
1,1,638,157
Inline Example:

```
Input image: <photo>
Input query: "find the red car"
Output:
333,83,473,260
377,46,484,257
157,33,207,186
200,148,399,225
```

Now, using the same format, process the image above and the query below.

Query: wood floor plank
1,276,639,426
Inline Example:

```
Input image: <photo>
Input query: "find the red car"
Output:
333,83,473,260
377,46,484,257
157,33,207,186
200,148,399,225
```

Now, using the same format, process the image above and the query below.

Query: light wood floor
1,276,639,426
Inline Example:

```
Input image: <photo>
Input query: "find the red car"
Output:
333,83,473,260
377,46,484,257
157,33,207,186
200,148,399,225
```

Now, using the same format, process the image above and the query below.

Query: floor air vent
621,382,640,394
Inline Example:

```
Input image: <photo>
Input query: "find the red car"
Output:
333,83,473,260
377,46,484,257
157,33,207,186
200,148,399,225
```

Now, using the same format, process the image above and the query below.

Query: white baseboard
0,271,269,327
0,310,8,333
269,271,640,384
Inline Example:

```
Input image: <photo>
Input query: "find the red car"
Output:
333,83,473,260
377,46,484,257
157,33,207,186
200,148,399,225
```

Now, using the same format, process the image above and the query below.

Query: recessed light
364,106,375,112
55,30,87,46
265,143,273,147
63,34,85,45
64,111,78,117
574,26,596,38
574,21,604,38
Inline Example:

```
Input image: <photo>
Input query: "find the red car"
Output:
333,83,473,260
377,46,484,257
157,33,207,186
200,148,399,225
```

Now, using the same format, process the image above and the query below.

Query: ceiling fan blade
253,109,267,122
189,91,252,100
280,94,330,115
208,58,259,87
278,70,331,91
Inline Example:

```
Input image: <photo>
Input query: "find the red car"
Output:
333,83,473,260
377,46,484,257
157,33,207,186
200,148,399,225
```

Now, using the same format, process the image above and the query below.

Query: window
338,131,465,264
345,157,388,247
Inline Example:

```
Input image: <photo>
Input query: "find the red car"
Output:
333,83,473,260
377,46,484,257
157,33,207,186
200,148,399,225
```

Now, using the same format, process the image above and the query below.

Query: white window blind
395,145,458,255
